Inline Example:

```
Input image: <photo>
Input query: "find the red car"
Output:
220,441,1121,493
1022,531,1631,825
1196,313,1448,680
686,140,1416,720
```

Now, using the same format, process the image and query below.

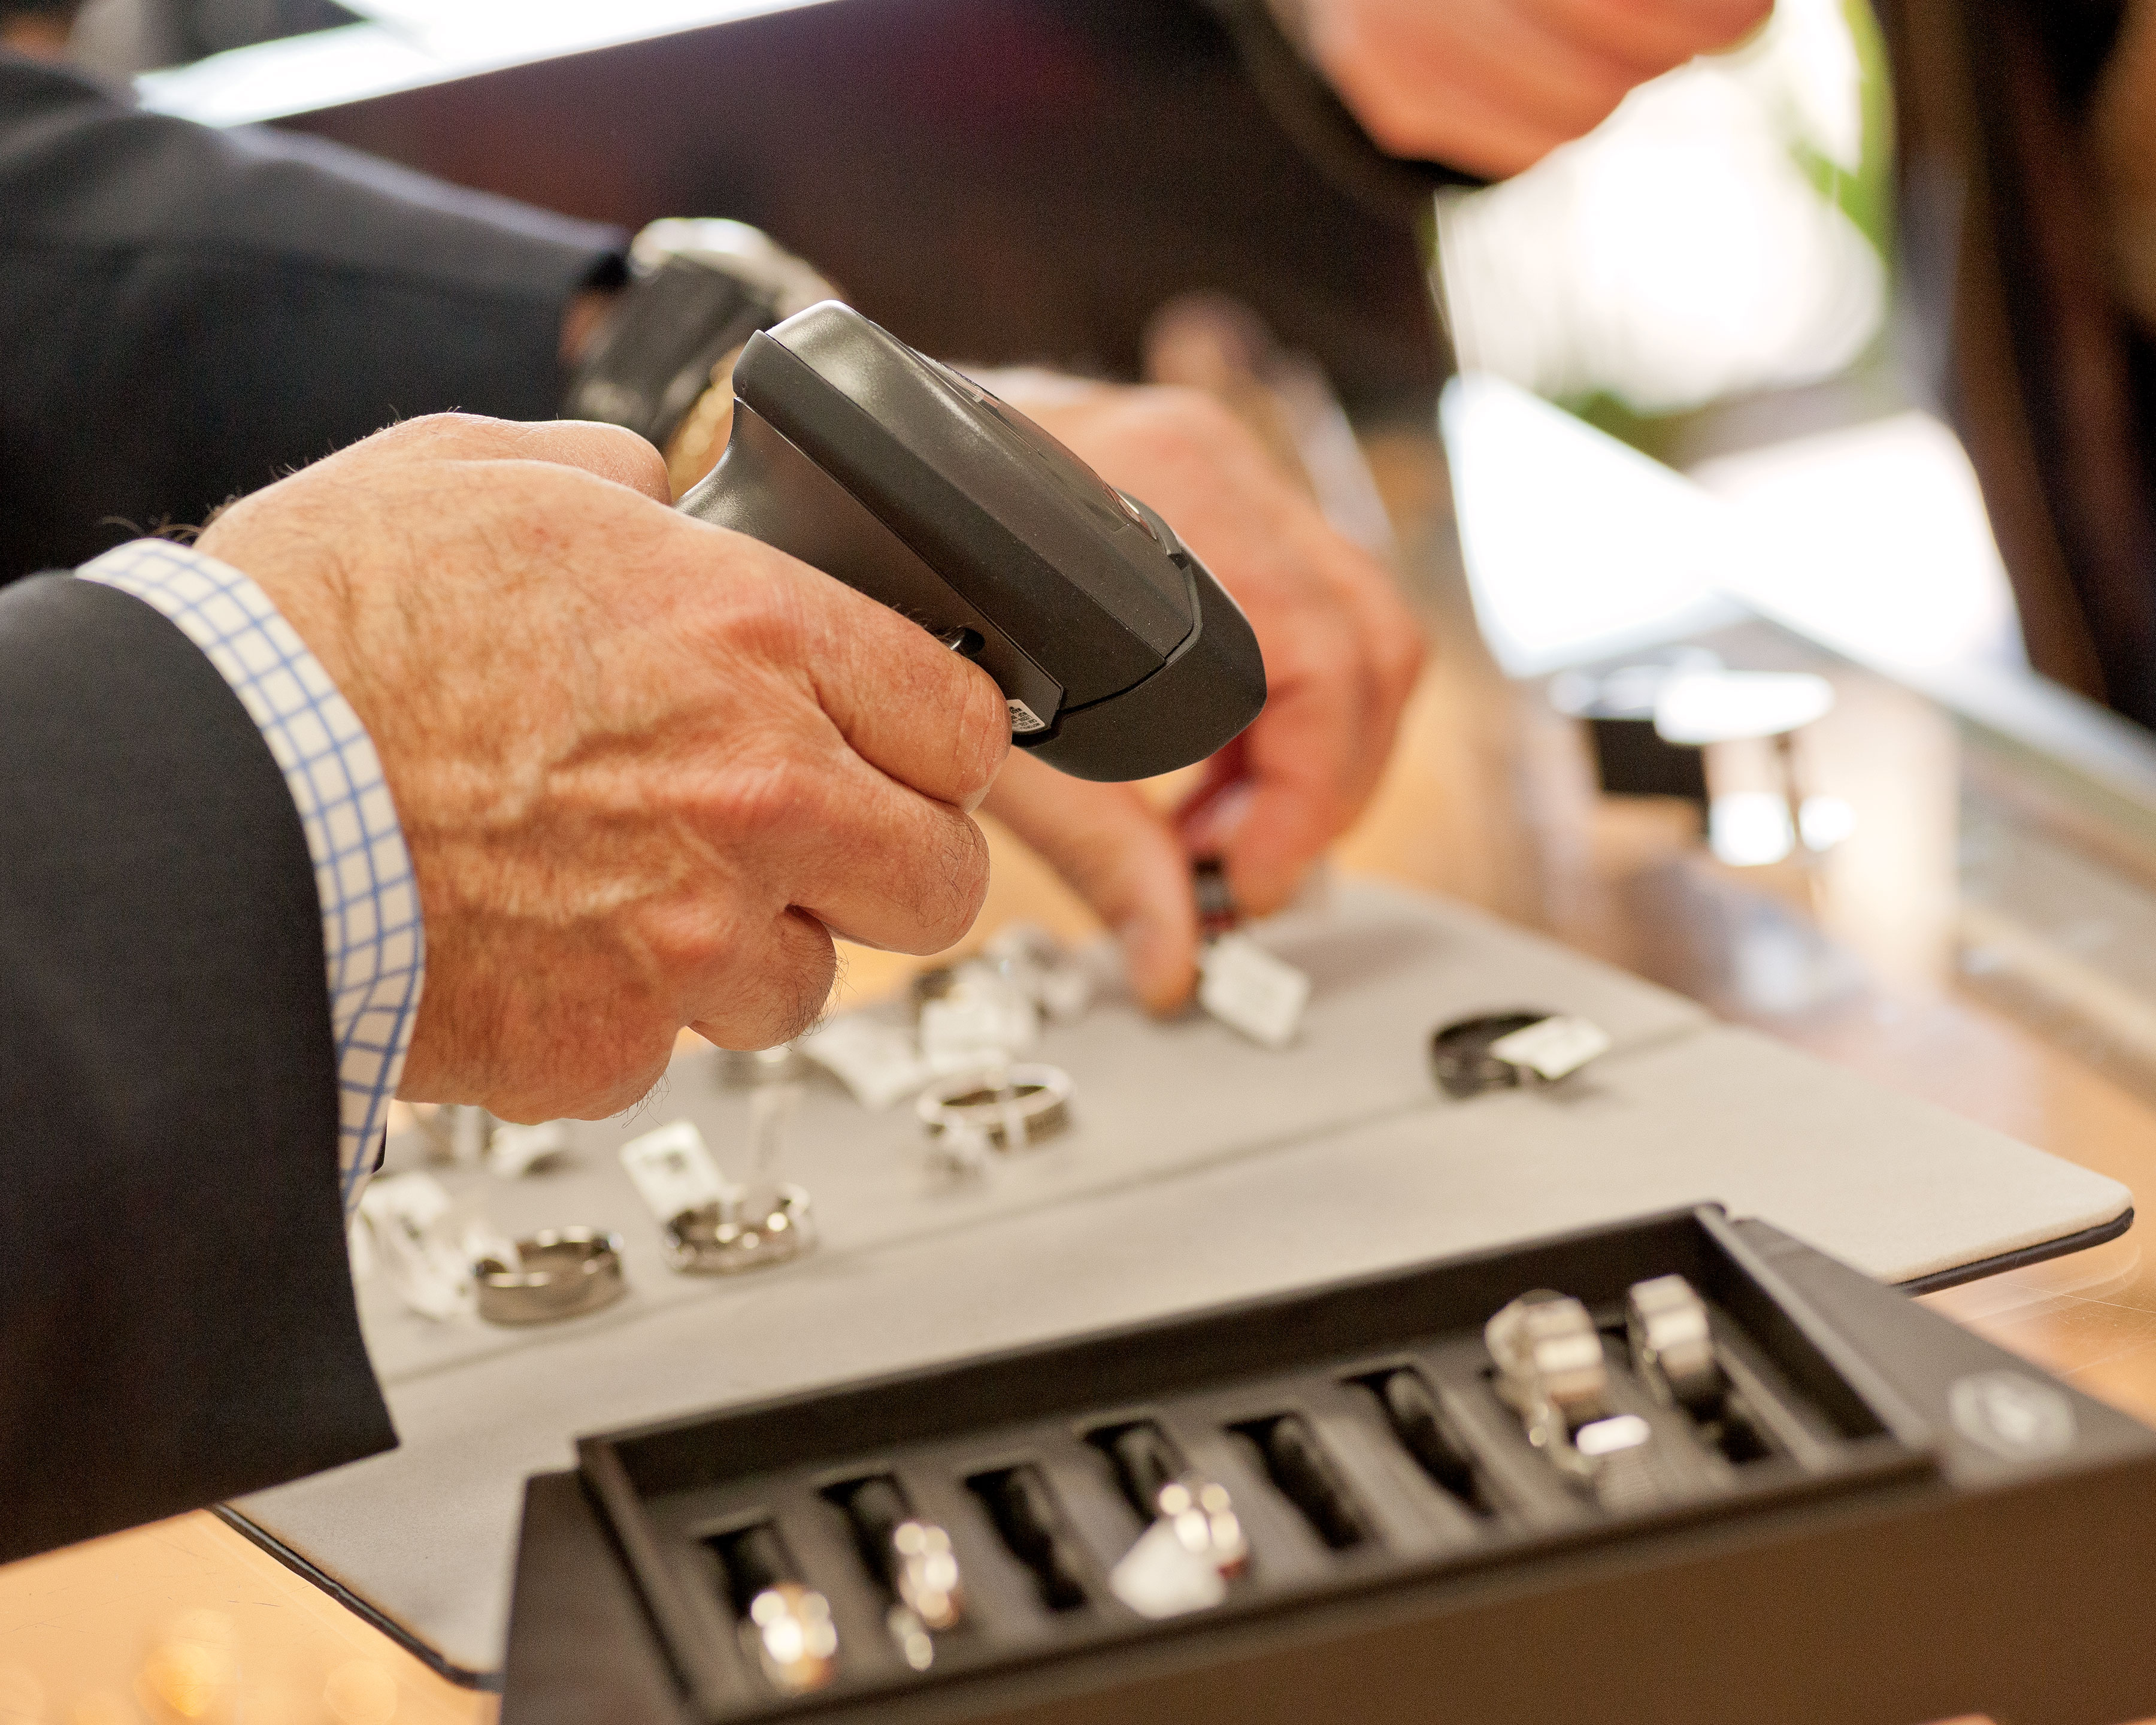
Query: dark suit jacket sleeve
0,52,628,579
0,571,395,1563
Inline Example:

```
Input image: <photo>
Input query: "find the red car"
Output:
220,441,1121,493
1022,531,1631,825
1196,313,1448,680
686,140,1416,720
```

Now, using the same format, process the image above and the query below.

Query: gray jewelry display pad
231,879,2132,1680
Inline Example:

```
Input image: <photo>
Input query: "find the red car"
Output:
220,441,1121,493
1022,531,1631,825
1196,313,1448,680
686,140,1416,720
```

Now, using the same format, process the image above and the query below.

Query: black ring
1428,1010,1557,1099
1193,857,1239,937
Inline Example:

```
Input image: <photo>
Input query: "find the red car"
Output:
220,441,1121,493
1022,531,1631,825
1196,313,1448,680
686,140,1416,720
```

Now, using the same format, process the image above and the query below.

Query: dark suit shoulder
0,53,626,576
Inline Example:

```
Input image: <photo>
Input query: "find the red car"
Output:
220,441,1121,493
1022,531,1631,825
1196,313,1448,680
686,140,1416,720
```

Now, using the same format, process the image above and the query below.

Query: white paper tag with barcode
1008,699,1048,734
1198,933,1310,1049
356,1172,474,1321
799,1015,931,1110
1488,1014,1610,1081
920,975,1038,1070
488,1118,573,1179
619,1120,731,1221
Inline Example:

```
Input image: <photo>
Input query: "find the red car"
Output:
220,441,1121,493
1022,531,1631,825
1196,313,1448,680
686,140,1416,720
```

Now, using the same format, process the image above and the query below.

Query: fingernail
1118,913,1195,1014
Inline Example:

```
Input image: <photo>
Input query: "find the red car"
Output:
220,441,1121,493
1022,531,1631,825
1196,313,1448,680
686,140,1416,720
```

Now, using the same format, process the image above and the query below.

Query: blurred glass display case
1347,431,2156,1438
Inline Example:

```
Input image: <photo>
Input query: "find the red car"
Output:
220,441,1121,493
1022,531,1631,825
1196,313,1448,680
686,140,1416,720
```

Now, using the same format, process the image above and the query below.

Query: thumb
983,753,1200,1013
355,413,674,504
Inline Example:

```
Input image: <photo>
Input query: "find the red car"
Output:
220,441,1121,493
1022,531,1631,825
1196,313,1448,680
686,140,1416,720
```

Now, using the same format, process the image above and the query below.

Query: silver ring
1627,1275,1725,1412
1485,1289,1609,1477
916,1063,1073,1151
665,1184,817,1274
474,1228,627,1325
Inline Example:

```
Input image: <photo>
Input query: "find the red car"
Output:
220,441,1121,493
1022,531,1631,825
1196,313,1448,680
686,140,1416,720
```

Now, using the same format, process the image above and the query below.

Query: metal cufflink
909,964,965,1019
472,1228,627,1325
1431,1012,1555,1098
742,1582,838,1695
664,1185,816,1274
1627,1275,1727,1415
917,1063,1073,1151
838,1478,964,1672
879,1520,964,1670
1155,1476,1247,1577
1104,1421,1249,1579
718,1525,838,1696
890,1520,964,1631
1485,1290,1651,1485
913,927,1092,1045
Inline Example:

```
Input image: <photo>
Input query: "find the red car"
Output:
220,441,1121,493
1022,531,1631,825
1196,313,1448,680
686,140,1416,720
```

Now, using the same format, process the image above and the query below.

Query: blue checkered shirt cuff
79,540,426,1212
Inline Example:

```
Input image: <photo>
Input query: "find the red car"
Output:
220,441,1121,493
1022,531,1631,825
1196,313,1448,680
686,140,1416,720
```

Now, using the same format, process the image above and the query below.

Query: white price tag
798,1015,931,1110
919,972,1038,1070
1197,933,1311,1049
357,1172,474,1321
461,1218,523,1272
487,1119,573,1178
619,1120,732,1222
983,922,1095,1024
1487,1014,1610,1081
1108,1520,1228,1620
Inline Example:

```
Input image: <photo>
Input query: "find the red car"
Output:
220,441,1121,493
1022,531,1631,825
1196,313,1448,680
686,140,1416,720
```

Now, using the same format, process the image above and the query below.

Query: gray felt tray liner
234,879,2131,1676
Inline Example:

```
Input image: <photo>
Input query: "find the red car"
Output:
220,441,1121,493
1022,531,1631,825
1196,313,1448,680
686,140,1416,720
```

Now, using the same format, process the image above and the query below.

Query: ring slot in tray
576,1207,1933,1722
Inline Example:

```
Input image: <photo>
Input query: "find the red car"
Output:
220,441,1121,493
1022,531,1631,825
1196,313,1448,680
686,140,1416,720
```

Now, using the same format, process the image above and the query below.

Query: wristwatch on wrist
561,219,838,495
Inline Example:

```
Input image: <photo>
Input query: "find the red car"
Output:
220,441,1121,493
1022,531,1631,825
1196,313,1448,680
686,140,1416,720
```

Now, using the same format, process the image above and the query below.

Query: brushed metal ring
665,1184,817,1275
473,1227,627,1325
916,1063,1073,1151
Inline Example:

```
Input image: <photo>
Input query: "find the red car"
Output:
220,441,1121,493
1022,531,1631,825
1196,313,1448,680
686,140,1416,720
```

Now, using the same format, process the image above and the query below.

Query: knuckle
585,420,672,495
380,410,504,456
1359,97,1436,159
383,409,470,440
949,665,1012,792
716,752,828,840
708,564,813,662
510,1022,673,1122
1388,626,1427,686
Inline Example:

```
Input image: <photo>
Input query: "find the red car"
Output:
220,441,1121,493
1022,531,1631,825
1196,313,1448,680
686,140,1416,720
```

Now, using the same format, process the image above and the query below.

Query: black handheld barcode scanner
674,302,1267,782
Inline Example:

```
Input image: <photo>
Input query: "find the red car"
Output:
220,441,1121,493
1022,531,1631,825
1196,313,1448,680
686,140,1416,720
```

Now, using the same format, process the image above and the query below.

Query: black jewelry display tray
504,1207,2156,1725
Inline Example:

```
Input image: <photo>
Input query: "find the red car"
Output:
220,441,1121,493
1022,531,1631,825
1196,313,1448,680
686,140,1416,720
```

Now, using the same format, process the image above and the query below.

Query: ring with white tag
1430,1010,1610,1098
473,1228,627,1325
916,1063,1073,1151
665,1185,817,1275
